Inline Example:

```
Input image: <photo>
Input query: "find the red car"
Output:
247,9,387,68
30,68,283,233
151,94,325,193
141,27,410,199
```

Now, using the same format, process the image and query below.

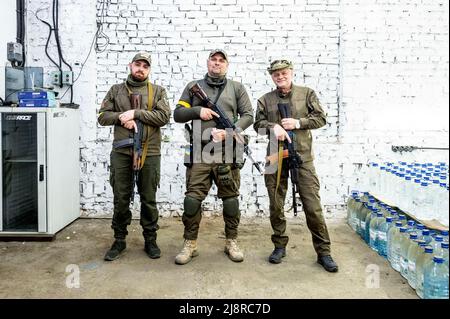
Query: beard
131,72,147,81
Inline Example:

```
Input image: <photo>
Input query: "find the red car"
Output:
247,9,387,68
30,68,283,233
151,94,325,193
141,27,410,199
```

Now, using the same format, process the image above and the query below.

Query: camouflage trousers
264,160,331,256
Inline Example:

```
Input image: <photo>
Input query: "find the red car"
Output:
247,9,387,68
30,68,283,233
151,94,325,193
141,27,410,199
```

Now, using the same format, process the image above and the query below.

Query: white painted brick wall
23,0,448,220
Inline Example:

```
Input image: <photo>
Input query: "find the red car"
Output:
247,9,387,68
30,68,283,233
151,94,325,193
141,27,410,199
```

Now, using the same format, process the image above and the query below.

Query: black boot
269,247,286,264
317,255,338,272
145,240,161,259
104,239,126,261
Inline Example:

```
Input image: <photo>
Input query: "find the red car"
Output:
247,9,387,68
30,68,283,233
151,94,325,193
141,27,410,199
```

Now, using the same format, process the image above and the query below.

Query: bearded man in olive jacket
98,52,171,261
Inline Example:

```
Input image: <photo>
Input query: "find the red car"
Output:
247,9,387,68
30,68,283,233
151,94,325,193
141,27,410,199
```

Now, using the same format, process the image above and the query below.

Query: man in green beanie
98,52,171,261
254,59,338,272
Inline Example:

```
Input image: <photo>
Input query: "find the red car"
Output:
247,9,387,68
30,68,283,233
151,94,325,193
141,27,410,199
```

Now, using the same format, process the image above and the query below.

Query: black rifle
130,93,144,204
112,93,144,204
278,103,302,216
190,83,263,174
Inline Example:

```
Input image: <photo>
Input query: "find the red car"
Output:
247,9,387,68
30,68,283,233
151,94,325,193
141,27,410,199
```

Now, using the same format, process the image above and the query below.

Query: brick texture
24,0,449,219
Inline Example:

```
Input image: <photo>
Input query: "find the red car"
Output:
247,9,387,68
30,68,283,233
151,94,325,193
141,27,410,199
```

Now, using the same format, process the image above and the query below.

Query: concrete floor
0,216,418,299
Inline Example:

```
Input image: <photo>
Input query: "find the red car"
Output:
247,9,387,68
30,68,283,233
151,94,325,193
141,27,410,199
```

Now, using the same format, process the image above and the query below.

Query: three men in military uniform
98,51,338,273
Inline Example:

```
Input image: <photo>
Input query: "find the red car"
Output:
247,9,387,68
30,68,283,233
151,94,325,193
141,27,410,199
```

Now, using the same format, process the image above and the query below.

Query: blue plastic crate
19,98,56,107
18,90,55,100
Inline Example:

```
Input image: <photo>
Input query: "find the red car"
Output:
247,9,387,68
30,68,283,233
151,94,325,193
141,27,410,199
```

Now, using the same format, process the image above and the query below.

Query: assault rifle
131,93,144,204
278,103,302,216
190,83,263,174
112,93,144,203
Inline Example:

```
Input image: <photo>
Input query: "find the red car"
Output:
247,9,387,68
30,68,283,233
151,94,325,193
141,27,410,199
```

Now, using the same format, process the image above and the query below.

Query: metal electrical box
7,42,23,64
0,108,80,238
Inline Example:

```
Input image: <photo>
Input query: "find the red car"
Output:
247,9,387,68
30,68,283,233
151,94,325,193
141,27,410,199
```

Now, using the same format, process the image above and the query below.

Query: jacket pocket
295,130,312,156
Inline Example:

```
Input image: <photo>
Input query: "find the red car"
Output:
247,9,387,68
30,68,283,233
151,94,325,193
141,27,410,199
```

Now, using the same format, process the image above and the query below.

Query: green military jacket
173,74,253,145
253,84,327,162
98,80,171,156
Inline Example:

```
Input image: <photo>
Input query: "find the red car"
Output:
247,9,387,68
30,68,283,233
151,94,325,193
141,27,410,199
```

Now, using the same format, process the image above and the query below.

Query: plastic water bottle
415,246,434,299
416,223,425,232
417,182,433,220
377,202,389,216
378,166,387,197
371,198,382,211
388,221,403,266
387,168,398,203
439,175,447,186
407,239,427,289
369,211,384,252
424,256,449,299
352,197,364,232
397,214,407,226
346,191,358,231
388,209,398,221
400,232,418,279
410,179,422,217
384,167,392,200
430,179,441,220
420,229,433,245
440,230,449,242
360,191,371,202
431,235,444,255
441,242,449,267
355,198,367,236
392,227,408,272
405,220,415,231
377,216,393,258
368,162,379,195
443,186,449,226
395,173,405,207
365,209,377,245
429,229,438,238
401,175,413,212
357,203,371,239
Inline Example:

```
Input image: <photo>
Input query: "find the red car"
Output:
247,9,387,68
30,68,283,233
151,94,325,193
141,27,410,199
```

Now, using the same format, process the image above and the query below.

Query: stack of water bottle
365,161,449,226
347,191,449,299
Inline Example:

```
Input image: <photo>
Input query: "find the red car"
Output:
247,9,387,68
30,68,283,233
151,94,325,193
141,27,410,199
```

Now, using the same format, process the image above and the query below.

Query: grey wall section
22,0,449,219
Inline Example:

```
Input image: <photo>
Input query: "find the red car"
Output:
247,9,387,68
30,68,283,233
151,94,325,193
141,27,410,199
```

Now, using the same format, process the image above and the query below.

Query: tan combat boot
224,239,244,262
175,239,199,265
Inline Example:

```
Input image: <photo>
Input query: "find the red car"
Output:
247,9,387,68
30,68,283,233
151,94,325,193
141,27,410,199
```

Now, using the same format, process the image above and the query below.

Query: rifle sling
140,82,153,168
274,141,284,204
213,79,227,105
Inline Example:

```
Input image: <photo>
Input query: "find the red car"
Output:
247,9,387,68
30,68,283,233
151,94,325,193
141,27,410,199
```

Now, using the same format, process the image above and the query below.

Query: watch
295,120,300,129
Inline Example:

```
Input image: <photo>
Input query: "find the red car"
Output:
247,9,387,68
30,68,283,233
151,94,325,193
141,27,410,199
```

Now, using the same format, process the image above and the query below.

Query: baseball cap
131,51,151,65
267,59,293,74
208,49,228,61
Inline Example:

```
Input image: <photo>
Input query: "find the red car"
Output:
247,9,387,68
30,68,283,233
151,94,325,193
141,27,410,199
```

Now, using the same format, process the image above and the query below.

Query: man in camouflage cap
253,59,338,272
266,59,294,73
208,48,229,61
131,51,152,65
98,51,171,261
173,49,254,265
